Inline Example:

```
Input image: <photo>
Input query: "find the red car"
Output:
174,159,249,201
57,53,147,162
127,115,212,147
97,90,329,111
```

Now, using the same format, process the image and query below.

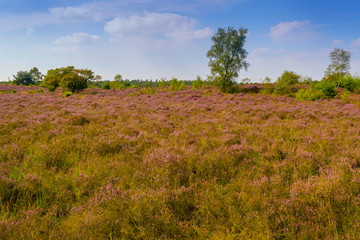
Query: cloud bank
104,11,213,41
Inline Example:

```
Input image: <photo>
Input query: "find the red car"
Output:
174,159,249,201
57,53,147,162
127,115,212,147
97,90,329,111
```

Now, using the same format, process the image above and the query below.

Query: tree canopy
29,67,43,84
325,48,351,78
207,26,249,92
12,70,34,86
42,66,94,92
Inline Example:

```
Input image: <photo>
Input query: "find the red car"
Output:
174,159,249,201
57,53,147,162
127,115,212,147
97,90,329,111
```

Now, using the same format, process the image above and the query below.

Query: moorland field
1,84,360,239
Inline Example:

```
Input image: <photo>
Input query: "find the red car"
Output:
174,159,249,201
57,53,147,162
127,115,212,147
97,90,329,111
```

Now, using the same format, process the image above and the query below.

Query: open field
1,84,360,239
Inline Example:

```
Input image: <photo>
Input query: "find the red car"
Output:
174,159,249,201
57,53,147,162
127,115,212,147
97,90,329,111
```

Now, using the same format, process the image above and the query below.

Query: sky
1,0,360,82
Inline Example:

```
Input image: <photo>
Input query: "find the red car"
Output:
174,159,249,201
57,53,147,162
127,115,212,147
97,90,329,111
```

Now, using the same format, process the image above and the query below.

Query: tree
29,67,43,85
42,66,94,92
325,48,351,78
114,74,123,82
12,70,34,85
207,26,249,92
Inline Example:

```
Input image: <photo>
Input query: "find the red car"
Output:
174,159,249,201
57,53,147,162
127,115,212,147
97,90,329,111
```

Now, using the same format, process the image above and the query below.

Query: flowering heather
0,84,360,239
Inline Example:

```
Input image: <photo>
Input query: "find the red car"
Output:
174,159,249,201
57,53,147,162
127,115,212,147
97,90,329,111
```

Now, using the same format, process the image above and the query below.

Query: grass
0,84,360,239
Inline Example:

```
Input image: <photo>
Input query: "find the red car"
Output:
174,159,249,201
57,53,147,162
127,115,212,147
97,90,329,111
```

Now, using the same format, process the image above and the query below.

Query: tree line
7,26,357,99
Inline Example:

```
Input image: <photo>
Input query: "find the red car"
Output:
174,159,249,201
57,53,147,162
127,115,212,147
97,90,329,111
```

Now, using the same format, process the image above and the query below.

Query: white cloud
27,27,35,35
332,40,343,46
104,11,213,41
352,38,360,46
49,6,104,22
53,32,100,45
270,20,313,42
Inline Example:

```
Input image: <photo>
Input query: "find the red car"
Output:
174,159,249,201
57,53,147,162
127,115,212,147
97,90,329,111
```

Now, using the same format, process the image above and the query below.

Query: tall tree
29,67,43,85
325,48,351,78
207,26,249,92
114,74,123,82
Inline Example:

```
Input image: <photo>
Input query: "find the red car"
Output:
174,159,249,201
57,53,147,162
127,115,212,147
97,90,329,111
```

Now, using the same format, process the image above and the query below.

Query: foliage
63,91,72,97
313,81,337,99
261,76,274,94
110,79,124,89
325,48,351,78
1,85,360,239
275,71,300,95
168,77,186,91
297,81,337,100
102,82,111,90
296,88,325,101
207,26,249,93
29,67,43,85
114,74,123,82
192,76,204,90
42,66,94,93
301,76,313,84
12,71,34,86
337,74,360,92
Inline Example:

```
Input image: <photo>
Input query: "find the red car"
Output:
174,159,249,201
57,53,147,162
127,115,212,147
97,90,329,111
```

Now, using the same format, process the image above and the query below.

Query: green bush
338,74,360,92
36,89,44,93
64,91,72,97
169,78,180,91
313,81,337,99
10,89,16,93
192,76,204,90
296,88,325,101
297,81,337,101
275,71,300,95
102,82,111,90
110,80,124,89
262,83,275,94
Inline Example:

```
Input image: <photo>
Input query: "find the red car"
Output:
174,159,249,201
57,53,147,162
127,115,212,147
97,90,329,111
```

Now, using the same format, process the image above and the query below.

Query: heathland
1,84,360,239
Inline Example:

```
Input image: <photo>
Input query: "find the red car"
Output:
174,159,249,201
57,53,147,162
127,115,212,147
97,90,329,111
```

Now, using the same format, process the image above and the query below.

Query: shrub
158,78,168,88
261,83,275,94
140,88,155,95
178,81,186,91
338,74,360,92
192,76,204,90
102,82,111,90
239,84,261,93
297,81,337,101
10,89,16,93
275,71,300,95
110,80,124,89
313,81,337,99
296,88,325,101
64,91,72,97
36,89,44,93
169,78,180,91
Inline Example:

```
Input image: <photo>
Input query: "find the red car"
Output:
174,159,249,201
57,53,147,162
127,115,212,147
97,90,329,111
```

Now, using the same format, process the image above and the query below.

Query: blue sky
1,0,360,82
